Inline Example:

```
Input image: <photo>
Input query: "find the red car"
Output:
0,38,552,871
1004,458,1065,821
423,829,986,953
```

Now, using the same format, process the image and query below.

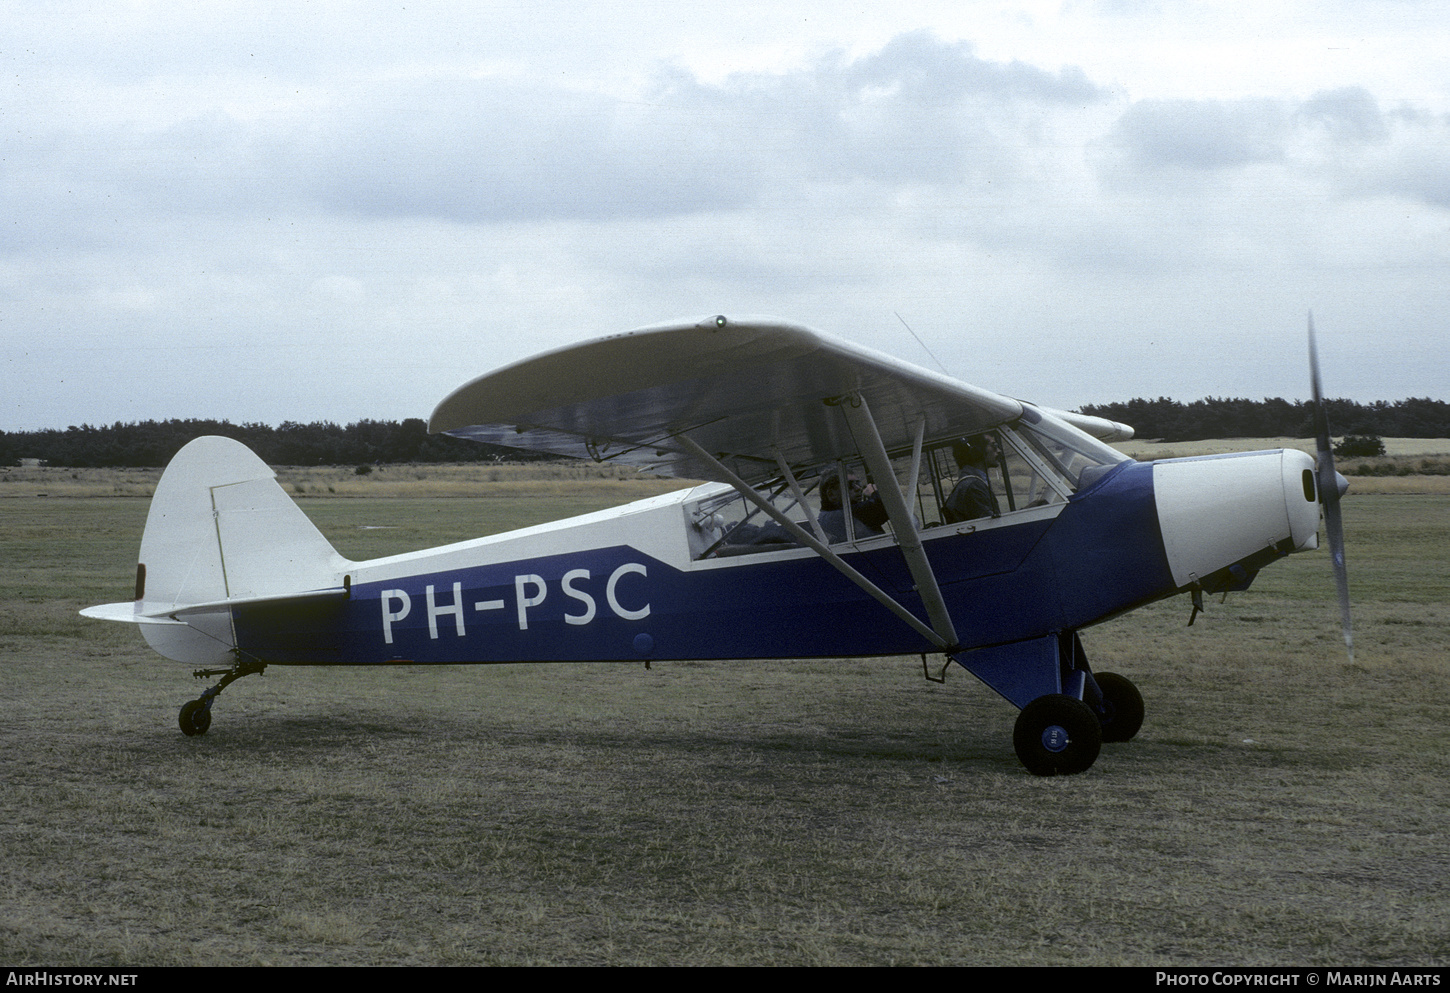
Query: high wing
430,316,1125,481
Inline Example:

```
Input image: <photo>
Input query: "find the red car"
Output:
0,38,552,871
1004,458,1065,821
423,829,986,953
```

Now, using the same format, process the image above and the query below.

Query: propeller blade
1309,313,1354,661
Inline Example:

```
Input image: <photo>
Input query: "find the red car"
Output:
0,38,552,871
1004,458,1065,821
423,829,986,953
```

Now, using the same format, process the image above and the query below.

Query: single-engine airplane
82,315,1352,775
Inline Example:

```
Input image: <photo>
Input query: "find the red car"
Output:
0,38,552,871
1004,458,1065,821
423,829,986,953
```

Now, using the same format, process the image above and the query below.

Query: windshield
1013,408,1131,490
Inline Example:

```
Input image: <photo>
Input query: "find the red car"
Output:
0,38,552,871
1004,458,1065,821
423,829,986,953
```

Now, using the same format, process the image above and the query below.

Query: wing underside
428,316,1038,484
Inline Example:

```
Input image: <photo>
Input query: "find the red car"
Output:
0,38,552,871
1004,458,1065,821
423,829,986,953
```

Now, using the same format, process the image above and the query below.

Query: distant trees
0,418,549,468
1077,397,1450,443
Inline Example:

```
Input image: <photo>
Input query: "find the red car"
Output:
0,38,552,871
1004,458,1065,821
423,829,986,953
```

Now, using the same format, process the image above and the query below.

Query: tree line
1077,396,1450,443
3,397,1448,467
0,418,543,468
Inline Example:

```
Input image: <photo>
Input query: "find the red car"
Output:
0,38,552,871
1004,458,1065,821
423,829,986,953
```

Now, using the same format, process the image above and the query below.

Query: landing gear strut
178,655,266,736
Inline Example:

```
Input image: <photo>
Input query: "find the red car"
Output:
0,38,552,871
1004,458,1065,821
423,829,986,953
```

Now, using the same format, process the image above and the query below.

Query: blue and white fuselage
228,447,1320,688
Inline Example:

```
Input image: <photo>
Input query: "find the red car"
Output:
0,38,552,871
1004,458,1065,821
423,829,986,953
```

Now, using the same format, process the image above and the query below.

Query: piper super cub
82,315,1351,775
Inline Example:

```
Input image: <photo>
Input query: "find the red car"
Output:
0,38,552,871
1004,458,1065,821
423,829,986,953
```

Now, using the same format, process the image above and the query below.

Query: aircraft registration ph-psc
378,561,652,643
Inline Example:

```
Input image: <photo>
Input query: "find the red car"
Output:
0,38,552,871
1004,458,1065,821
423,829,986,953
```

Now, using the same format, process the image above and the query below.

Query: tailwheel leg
179,656,266,737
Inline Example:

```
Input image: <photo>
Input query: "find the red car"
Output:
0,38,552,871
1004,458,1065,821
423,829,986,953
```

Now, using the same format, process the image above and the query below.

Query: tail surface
82,436,351,664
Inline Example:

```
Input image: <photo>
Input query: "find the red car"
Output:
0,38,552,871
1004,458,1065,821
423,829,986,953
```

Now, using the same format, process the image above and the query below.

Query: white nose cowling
1152,449,1322,590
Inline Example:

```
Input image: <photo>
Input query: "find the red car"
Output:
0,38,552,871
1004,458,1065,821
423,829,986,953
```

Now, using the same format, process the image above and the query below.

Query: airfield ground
2,448,1447,965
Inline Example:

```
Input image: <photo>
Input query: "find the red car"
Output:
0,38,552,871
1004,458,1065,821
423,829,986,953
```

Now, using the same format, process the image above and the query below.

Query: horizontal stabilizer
81,586,349,626
80,602,189,626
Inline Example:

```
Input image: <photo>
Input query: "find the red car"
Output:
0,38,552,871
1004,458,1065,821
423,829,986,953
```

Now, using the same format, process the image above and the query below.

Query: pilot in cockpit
943,434,1002,523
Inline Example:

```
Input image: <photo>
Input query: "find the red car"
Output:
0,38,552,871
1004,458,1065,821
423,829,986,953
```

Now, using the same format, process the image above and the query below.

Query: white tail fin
123,436,350,664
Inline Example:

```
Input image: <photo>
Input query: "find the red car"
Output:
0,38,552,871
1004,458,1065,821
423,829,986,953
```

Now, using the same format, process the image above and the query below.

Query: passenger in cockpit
818,472,889,543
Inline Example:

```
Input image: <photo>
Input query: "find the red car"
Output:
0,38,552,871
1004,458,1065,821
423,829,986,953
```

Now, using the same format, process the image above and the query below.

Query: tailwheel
179,699,212,737
177,655,265,737
1013,694,1102,776
1094,672,1144,743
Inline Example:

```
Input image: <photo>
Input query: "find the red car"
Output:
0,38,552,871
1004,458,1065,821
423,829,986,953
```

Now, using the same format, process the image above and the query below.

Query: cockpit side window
686,478,814,558
916,422,1105,526
996,429,1070,509
919,429,1062,523
686,457,897,559
684,414,1131,557
905,432,1017,526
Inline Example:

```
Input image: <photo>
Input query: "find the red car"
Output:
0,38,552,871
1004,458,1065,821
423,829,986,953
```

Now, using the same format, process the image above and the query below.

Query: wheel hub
1040,724,1071,752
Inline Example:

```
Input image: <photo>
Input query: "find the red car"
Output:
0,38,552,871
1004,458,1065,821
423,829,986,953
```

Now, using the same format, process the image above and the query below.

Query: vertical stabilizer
134,436,351,663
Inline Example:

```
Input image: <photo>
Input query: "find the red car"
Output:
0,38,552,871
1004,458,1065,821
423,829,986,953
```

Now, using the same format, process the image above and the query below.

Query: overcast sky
4,0,1447,432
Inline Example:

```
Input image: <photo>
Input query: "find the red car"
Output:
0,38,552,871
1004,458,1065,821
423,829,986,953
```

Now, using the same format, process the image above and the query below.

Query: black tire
1094,672,1144,743
179,699,211,737
1013,694,1102,776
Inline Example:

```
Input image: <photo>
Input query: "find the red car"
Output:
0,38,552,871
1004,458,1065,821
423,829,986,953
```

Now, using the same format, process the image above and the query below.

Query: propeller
1308,313,1354,661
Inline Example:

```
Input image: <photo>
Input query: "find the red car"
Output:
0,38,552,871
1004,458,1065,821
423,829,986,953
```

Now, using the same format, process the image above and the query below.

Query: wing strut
838,394,961,653
674,435,951,651
773,448,826,543
903,419,926,513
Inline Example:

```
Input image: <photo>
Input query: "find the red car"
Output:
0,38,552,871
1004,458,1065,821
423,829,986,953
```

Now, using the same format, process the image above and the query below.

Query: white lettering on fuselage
427,582,465,639
514,574,546,630
606,562,650,621
561,568,596,625
381,589,411,645
380,563,650,642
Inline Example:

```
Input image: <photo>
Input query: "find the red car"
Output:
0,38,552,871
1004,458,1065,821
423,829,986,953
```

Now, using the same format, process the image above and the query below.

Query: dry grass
8,437,1448,501
1339,475,1450,495
1119,437,1450,459
0,461,694,501
1,487,1447,965
1114,439,1450,495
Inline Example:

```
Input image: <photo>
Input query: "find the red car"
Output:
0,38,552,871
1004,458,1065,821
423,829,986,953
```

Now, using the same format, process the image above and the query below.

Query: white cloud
1105,99,1290,172
2,32,1111,233
2,6,1448,431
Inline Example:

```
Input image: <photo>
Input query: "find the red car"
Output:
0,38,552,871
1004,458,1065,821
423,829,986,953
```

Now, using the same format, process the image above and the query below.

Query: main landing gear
952,632,1145,776
951,632,1142,771
178,655,267,736
1009,671,1144,777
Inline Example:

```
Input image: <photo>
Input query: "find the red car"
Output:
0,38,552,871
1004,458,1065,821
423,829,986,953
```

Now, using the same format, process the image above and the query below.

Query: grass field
2,461,1448,965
